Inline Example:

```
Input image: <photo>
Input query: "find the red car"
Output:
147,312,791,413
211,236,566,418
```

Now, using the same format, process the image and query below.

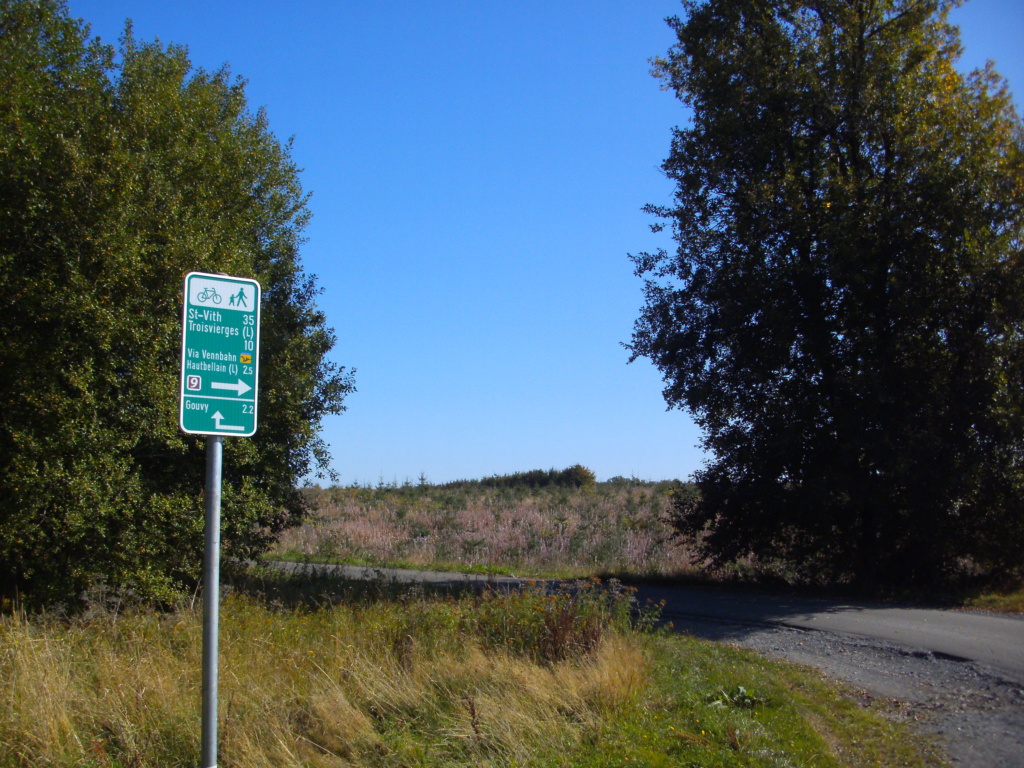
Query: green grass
963,585,1024,613
629,636,945,768
264,551,519,575
0,568,945,767
262,551,609,581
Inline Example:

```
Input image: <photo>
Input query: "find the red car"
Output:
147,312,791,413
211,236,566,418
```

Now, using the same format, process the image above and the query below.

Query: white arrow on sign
210,379,252,396
211,411,247,432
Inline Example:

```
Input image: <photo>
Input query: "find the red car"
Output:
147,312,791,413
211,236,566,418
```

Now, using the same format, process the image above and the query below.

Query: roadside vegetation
271,476,695,579
0,567,944,768
273,472,1024,609
964,587,1024,614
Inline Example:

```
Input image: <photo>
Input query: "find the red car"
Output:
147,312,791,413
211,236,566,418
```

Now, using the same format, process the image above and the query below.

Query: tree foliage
630,0,1024,588
0,0,355,604
476,465,598,491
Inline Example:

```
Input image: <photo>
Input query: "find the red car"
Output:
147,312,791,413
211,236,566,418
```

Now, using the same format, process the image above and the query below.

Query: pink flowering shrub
272,480,697,576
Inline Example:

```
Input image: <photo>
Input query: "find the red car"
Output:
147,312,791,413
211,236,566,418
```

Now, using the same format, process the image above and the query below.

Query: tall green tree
630,0,1024,588
0,0,355,604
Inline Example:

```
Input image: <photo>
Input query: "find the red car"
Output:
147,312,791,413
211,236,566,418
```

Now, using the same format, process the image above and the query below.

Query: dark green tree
630,0,1024,588
0,0,355,604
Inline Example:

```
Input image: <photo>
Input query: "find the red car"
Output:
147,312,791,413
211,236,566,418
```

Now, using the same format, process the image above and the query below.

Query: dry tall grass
0,580,649,767
0,575,947,768
273,481,696,576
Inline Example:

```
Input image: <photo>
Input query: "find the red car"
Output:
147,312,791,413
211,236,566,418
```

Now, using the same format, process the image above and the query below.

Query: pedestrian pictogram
179,272,261,436
227,288,249,308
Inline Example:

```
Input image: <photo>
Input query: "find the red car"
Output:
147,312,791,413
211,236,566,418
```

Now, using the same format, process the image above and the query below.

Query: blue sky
68,0,1024,485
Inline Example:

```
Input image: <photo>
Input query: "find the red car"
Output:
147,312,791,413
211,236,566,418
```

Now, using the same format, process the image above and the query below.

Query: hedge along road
270,561,1024,766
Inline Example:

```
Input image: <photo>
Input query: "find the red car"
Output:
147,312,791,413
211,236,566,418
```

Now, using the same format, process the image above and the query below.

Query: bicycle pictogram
197,287,222,304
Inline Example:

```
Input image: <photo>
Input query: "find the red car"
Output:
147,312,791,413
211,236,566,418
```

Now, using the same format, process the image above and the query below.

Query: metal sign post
180,272,261,768
202,435,223,768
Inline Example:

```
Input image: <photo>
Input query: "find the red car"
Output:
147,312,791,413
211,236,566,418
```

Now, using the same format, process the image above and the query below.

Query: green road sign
180,272,261,436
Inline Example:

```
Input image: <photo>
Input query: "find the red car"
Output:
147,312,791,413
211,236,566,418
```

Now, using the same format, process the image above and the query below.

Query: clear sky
67,0,1024,485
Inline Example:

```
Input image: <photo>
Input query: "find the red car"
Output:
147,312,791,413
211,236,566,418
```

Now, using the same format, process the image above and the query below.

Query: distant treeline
300,472,692,518
436,466,688,492
471,465,597,490
318,467,687,494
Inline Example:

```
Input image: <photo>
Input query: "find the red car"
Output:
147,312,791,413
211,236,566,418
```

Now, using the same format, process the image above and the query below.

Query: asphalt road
629,583,1024,680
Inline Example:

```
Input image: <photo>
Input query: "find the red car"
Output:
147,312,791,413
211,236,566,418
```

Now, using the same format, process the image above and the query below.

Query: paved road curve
630,583,1024,680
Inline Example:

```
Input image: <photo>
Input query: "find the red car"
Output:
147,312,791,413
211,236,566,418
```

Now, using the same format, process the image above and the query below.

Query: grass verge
0,570,944,767
262,551,616,581
963,585,1024,613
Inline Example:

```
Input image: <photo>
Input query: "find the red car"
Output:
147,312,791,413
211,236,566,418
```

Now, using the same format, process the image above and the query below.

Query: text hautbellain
186,360,225,373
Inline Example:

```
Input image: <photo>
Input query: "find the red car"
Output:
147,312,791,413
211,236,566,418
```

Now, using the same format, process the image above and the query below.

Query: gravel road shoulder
666,612,1024,768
